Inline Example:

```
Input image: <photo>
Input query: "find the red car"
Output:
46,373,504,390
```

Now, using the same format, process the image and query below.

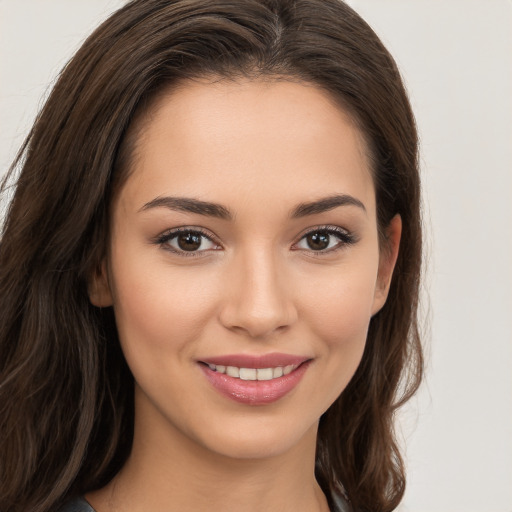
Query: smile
206,364,299,381
199,354,311,405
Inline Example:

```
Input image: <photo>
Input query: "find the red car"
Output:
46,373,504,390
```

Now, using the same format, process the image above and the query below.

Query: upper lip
199,353,311,368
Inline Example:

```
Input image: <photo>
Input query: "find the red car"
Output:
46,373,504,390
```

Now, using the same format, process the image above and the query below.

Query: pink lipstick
199,353,311,405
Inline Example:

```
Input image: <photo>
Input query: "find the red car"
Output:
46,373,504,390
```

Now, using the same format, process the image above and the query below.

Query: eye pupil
307,232,330,250
177,232,202,251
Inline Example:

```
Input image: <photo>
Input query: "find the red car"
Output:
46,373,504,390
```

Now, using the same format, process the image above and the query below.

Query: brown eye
158,229,219,255
176,232,202,251
306,232,330,250
294,227,355,253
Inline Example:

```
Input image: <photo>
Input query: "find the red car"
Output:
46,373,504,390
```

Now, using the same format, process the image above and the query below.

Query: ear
88,261,113,307
372,214,402,315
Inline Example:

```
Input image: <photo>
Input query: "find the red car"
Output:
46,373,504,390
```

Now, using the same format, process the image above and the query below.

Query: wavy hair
0,1,422,511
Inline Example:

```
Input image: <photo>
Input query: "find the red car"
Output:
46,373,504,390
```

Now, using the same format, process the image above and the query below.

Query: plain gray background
1,1,511,511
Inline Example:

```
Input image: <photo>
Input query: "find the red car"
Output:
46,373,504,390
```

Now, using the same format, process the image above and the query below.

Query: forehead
119,78,376,218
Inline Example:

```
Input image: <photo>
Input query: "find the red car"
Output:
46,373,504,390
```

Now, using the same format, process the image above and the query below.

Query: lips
199,353,311,405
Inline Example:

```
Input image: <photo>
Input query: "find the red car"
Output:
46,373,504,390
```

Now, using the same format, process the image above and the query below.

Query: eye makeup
292,225,357,255
152,224,358,258
153,226,222,258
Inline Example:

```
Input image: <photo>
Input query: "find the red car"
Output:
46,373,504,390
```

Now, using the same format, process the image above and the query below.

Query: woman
0,1,423,511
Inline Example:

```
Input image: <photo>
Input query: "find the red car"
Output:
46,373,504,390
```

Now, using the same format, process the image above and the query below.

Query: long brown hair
0,1,422,511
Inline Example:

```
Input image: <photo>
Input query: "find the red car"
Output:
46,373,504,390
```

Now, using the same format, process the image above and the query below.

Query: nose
218,246,297,339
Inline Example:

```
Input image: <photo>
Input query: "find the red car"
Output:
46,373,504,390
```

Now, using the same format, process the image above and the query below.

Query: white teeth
207,363,299,380
273,367,283,378
256,368,273,381
283,365,295,376
239,368,257,380
226,366,240,378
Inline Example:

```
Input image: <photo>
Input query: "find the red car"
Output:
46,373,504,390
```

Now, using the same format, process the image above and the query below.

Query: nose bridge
219,241,296,338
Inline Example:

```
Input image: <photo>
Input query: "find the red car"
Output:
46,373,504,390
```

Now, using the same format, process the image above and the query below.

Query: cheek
298,257,379,387
108,249,221,370
320,278,375,342
302,255,378,331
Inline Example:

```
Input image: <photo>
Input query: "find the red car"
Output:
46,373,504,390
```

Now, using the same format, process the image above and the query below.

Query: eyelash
293,225,357,256
154,225,356,258
154,227,221,258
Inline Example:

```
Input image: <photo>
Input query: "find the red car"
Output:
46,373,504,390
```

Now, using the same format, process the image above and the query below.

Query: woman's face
90,78,400,461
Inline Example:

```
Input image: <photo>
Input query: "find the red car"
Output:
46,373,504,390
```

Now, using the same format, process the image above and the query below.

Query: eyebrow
140,196,232,220
290,194,366,218
140,193,366,220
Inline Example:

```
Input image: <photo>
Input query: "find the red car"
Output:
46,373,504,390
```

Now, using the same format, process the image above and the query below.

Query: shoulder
56,497,96,512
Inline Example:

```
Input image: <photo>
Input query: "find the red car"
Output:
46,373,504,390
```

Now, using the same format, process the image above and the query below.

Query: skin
88,78,401,512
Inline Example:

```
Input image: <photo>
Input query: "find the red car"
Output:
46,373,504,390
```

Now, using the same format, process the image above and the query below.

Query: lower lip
200,362,311,405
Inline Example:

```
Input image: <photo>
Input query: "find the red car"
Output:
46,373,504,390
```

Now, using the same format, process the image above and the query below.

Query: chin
194,415,319,461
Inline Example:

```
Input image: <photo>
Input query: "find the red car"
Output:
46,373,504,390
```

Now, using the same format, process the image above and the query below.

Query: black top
57,498,95,512
58,494,352,512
